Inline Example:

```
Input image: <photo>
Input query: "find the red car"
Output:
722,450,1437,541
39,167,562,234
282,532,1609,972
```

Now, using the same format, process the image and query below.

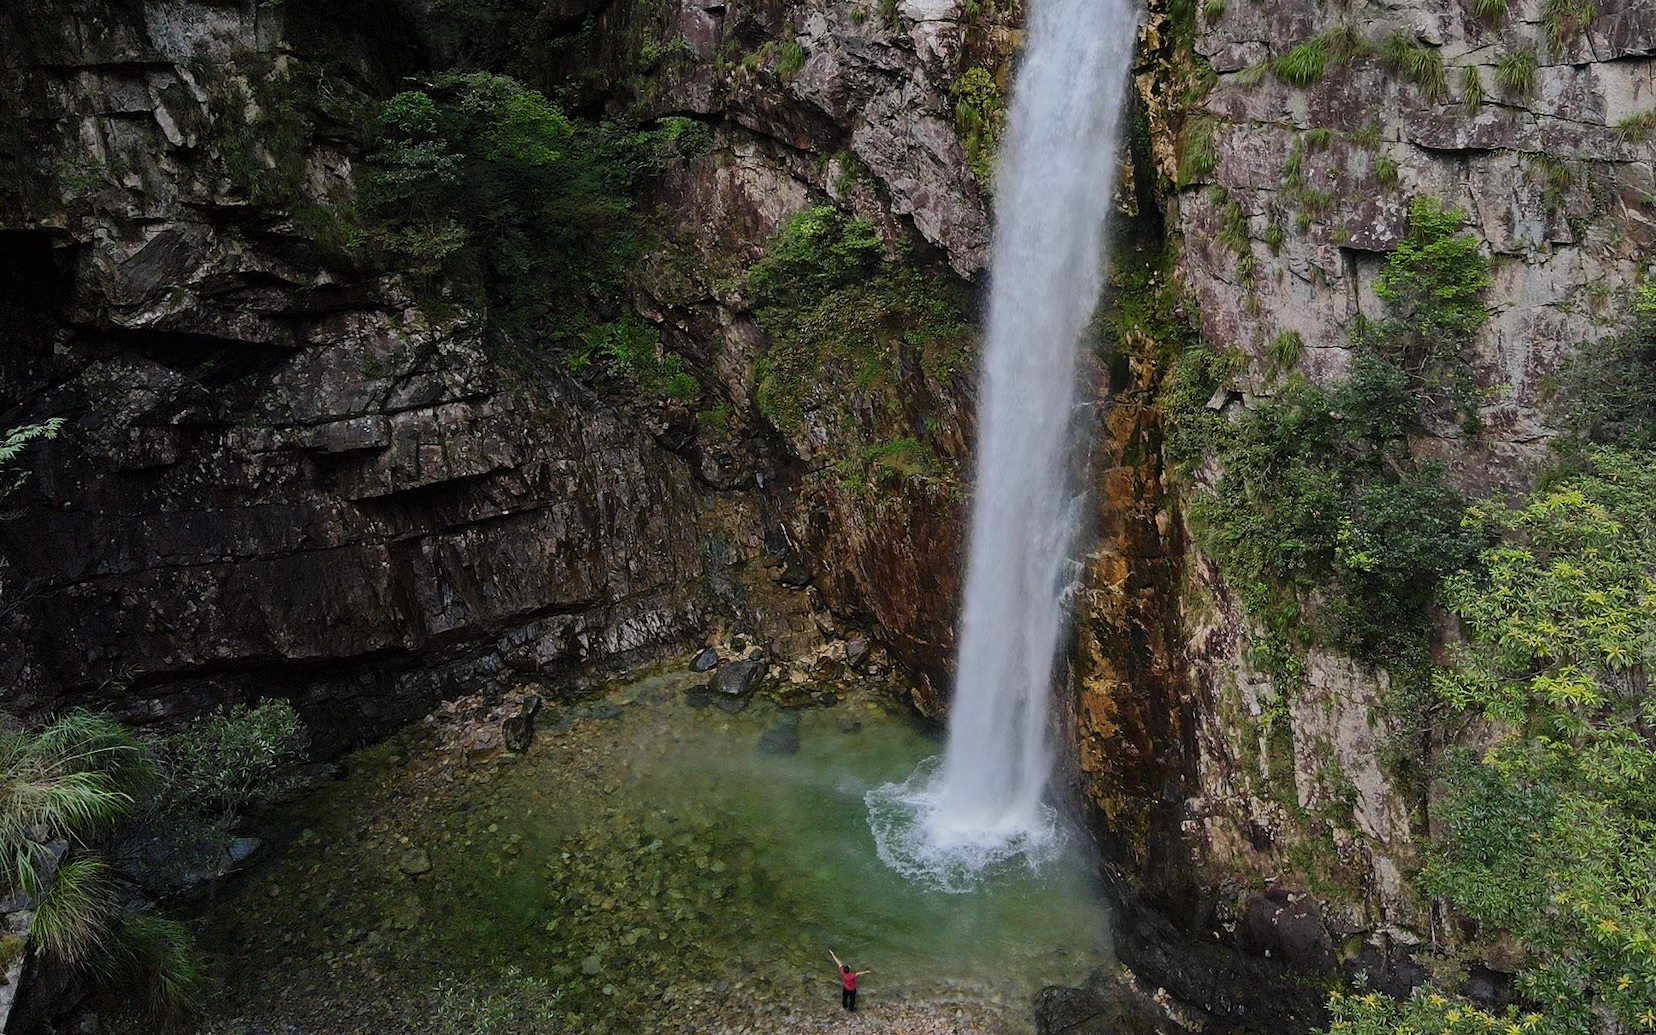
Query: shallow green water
196,674,1113,1033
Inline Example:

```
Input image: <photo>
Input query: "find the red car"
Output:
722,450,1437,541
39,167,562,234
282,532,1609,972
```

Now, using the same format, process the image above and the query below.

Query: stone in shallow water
757,713,802,756
581,955,603,975
709,658,766,697
397,848,432,875
690,647,720,672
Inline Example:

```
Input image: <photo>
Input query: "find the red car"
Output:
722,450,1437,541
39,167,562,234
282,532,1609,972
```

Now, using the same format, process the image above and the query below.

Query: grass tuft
1271,37,1329,86
1267,330,1306,372
1381,35,1449,103
1614,111,1656,143
1373,155,1399,189
1542,0,1598,52
1473,0,1507,23
1495,48,1537,98
1178,116,1218,187
1460,65,1485,110
1348,122,1382,149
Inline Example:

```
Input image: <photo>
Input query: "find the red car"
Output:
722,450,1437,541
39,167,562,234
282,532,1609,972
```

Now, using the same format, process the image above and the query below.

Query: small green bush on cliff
151,699,307,820
1370,197,1491,429
1561,283,1656,450
745,205,970,442
951,67,1006,186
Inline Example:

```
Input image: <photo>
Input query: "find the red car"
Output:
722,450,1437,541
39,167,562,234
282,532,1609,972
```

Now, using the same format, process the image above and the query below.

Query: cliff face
1070,0,1656,1020
0,0,1000,740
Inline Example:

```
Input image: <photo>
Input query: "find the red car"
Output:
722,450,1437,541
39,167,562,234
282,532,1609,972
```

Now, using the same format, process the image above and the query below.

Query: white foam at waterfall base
868,0,1139,889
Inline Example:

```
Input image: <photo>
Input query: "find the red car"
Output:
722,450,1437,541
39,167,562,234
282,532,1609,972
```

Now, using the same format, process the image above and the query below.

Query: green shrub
1370,196,1489,424
746,206,970,436
1560,284,1656,449
747,205,883,299
153,699,306,819
1326,987,1541,1034
951,67,1006,185
1170,195,1494,678
0,417,64,496
359,72,666,347
1420,448,1656,1034
569,313,700,400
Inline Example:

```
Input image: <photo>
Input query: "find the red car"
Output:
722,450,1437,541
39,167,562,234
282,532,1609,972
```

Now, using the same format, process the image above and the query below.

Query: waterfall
868,0,1139,890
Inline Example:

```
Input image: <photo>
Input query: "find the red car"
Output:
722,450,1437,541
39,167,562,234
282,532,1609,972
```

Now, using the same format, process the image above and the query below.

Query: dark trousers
842,987,857,1011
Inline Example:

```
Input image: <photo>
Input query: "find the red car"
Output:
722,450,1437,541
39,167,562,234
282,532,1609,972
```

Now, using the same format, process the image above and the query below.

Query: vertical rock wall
1071,0,1654,1022
0,0,1011,739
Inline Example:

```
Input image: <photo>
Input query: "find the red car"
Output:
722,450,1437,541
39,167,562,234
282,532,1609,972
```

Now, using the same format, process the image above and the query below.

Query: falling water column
869,0,1140,887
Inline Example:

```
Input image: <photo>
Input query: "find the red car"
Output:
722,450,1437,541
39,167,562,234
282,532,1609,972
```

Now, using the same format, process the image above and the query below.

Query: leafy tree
1406,448,1656,1034
360,72,660,338
1372,197,1491,373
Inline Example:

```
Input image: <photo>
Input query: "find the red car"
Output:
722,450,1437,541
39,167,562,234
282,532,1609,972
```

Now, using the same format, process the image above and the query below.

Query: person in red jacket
829,950,872,1011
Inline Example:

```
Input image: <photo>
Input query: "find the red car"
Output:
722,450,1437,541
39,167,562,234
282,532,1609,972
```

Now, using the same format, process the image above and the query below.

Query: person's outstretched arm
829,950,844,971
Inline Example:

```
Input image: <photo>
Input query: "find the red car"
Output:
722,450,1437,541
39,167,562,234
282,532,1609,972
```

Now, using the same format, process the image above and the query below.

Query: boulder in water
709,658,766,697
689,647,720,672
